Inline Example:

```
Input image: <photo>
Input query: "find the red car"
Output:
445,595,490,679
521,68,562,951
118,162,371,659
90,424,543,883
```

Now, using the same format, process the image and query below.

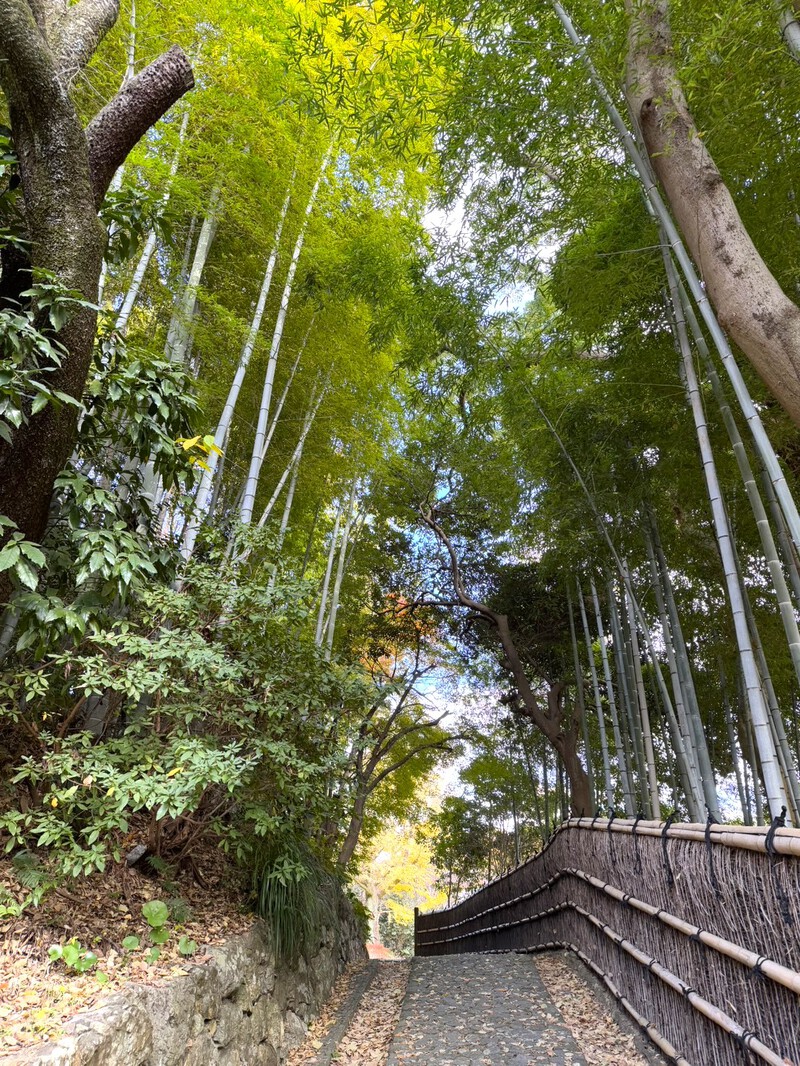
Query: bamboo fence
415,818,800,1066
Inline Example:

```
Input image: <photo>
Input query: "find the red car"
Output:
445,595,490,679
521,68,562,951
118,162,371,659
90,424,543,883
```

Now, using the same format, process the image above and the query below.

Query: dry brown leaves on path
535,954,659,1066
286,960,370,1066
288,961,410,1066
330,963,409,1066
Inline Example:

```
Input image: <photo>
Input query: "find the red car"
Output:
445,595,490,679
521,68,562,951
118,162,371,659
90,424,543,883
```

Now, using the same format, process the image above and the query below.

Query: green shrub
347,891,371,944
251,840,338,962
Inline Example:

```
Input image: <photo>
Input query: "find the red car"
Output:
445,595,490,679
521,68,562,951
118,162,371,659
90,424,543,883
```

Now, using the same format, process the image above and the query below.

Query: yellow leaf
166,766,183,777
50,798,58,808
178,435,202,451
202,435,223,455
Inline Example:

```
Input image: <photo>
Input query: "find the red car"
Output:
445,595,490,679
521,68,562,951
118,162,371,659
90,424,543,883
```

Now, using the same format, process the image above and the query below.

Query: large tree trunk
625,0,800,427
0,0,192,560
494,614,592,816
336,788,367,869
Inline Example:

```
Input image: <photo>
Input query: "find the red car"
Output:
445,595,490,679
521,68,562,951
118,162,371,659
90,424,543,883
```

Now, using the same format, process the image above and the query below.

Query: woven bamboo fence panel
414,818,800,1066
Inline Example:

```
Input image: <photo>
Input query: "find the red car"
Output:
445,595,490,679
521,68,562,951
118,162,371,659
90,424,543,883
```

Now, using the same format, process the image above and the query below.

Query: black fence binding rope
415,817,800,1066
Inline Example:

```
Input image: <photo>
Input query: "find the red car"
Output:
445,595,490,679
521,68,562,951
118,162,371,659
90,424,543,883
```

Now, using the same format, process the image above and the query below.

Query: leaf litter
535,953,665,1066
0,837,252,1053
288,961,410,1066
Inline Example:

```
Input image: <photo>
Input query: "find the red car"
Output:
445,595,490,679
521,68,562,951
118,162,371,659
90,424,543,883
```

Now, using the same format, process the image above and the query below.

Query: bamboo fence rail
415,818,800,1066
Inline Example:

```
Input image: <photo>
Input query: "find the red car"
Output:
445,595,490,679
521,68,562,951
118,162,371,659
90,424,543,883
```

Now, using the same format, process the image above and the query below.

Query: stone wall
6,892,366,1066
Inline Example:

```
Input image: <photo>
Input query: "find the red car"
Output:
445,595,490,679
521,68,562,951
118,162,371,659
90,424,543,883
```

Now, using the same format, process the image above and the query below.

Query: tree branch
52,0,119,82
0,0,64,119
366,710,451,779
86,44,193,205
368,734,465,792
419,503,500,621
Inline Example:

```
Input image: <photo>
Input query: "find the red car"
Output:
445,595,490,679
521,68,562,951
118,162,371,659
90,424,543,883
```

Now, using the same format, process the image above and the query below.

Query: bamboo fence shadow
414,818,800,1066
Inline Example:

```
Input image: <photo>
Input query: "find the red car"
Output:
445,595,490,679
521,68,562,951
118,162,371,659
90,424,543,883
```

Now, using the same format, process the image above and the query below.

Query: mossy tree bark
0,0,193,556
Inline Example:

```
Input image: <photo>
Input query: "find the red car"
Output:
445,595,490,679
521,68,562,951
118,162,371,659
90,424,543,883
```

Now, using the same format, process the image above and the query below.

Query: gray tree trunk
0,2,193,549
626,0,800,427
551,0,800,556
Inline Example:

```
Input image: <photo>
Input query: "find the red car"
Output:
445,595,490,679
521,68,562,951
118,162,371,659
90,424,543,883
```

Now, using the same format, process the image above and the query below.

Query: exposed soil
366,942,400,960
0,834,252,1053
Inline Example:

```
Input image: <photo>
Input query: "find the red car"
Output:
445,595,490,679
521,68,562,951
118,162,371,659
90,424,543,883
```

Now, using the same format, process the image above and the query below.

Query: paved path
386,955,587,1066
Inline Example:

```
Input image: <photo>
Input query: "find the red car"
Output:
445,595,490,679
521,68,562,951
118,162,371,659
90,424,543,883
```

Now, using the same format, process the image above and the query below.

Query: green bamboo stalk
609,578,649,815
733,550,800,822
551,0,800,563
520,384,699,817
720,657,751,825
577,583,615,809
643,529,706,811
676,278,800,698
590,577,636,816
621,568,661,816
661,245,788,818
647,512,722,821
759,464,800,610
566,585,596,814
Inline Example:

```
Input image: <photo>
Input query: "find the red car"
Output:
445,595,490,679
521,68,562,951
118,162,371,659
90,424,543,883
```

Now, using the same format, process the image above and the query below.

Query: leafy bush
0,850,55,917
0,557,375,892
1,731,256,876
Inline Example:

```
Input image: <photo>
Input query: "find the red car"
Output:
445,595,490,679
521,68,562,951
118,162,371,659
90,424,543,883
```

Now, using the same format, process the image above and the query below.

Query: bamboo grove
3,0,800,916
